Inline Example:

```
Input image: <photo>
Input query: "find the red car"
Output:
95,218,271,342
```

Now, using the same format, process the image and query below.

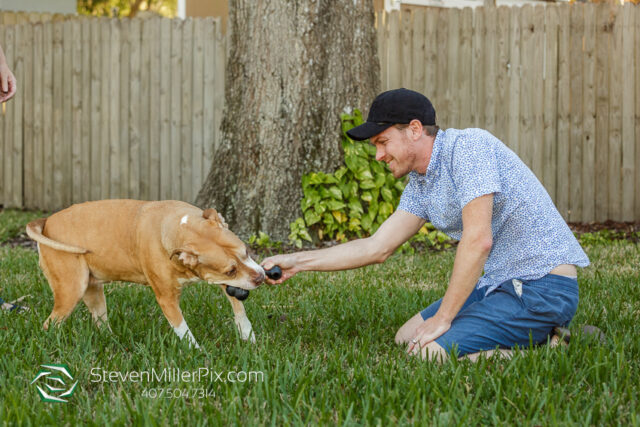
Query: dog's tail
26,218,89,254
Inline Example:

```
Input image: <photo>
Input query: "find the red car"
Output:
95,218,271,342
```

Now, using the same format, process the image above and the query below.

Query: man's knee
419,341,449,363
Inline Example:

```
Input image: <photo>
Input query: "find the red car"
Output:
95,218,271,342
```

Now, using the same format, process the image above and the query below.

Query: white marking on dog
244,257,265,276
235,314,256,343
173,319,200,349
180,215,189,225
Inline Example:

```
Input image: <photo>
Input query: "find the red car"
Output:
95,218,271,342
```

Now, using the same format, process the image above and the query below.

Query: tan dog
26,199,265,348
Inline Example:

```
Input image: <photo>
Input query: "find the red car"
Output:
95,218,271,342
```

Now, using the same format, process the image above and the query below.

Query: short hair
393,123,440,137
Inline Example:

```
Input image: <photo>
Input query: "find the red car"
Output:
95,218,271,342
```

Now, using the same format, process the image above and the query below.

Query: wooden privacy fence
1,4,640,222
378,2,640,222
0,13,225,211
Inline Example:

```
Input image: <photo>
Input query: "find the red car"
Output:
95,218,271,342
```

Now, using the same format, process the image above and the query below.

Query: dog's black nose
254,271,265,284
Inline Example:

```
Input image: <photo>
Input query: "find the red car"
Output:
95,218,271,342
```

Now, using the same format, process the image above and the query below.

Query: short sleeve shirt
397,128,590,294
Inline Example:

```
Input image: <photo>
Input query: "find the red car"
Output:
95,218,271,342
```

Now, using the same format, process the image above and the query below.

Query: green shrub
288,110,451,252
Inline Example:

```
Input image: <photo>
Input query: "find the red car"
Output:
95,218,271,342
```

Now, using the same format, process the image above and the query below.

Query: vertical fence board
569,4,584,222
635,5,640,220
90,18,103,201
388,11,401,90
608,6,623,220
531,6,545,183
109,19,121,199
447,9,460,128
495,6,510,143
119,19,130,199
148,18,161,201
582,5,596,222
543,5,558,202
33,23,44,208
519,5,534,170
170,19,182,200
100,19,111,200
181,19,193,203
129,19,141,200
377,11,388,90
423,9,438,104
556,5,570,219
458,8,473,129
411,9,425,95
401,9,412,88
43,22,54,210
160,18,171,200
192,19,204,192
595,3,610,221
71,20,83,205
621,4,635,221
202,18,215,182
141,18,153,200
11,25,24,208
22,24,33,208
52,21,64,209
62,20,72,207
81,20,91,202
436,9,449,127
484,5,497,135
213,20,225,158
507,6,521,154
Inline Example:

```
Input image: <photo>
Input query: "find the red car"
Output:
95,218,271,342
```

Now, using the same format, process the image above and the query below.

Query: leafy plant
248,231,283,251
288,110,451,252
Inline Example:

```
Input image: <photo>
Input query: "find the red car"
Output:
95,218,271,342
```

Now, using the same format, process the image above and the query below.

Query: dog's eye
225,267,237,277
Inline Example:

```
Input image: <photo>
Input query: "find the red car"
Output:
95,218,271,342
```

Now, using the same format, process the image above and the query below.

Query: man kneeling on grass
262,88,589,362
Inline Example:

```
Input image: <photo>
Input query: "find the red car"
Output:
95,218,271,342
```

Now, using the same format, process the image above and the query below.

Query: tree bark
195,0,380,240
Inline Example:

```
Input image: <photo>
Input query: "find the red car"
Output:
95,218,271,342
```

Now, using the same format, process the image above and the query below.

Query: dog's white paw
235,315,255,343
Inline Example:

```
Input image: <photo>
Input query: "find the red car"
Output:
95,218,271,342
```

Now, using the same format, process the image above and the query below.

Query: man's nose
375,146,385,162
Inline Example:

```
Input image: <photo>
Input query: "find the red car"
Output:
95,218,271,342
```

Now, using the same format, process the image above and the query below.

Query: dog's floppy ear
203,208,228,229
171,248,199,269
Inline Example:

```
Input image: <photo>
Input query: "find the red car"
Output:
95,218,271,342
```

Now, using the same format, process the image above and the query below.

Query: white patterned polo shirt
397,128,590,294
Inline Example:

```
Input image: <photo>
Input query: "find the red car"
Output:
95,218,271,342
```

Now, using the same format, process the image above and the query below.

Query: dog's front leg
154,289,200,349
220,285,256,343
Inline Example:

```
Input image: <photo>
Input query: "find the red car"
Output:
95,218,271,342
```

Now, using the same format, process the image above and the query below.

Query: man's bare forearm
292,237,384,272
436,236,491,322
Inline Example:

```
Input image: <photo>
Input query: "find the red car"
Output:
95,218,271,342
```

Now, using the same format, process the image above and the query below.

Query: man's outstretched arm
262,210,426,284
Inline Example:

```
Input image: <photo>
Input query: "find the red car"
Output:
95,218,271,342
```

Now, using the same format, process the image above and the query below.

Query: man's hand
0,63,16,103
407,315,451,355
261,254,299,285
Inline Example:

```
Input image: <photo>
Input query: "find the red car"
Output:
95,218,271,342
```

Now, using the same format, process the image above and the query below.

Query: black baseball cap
346,88,436,141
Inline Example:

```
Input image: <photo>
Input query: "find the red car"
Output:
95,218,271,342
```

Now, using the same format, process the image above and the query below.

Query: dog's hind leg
39,247,90,330
83,283,112,332
220,285,256,343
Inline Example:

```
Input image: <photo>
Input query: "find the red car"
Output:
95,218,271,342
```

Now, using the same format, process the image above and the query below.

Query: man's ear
171,248,199,268
203,208,228,229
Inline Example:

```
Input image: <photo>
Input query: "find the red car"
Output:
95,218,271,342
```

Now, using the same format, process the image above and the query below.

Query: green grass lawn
0,209,638,425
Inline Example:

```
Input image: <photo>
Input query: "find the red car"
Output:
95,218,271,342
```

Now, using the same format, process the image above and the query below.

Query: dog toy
225,286,249,301
265,265,282,280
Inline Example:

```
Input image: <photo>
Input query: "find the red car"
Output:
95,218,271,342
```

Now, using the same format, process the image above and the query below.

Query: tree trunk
195,0,380,240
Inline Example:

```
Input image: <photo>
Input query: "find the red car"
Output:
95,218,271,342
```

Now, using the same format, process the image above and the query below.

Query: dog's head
171,209,265,290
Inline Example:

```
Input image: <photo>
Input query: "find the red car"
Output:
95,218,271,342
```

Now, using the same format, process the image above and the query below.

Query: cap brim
346,122,393,141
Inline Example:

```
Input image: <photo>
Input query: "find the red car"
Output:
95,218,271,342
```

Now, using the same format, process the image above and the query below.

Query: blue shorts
420,274,579,356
